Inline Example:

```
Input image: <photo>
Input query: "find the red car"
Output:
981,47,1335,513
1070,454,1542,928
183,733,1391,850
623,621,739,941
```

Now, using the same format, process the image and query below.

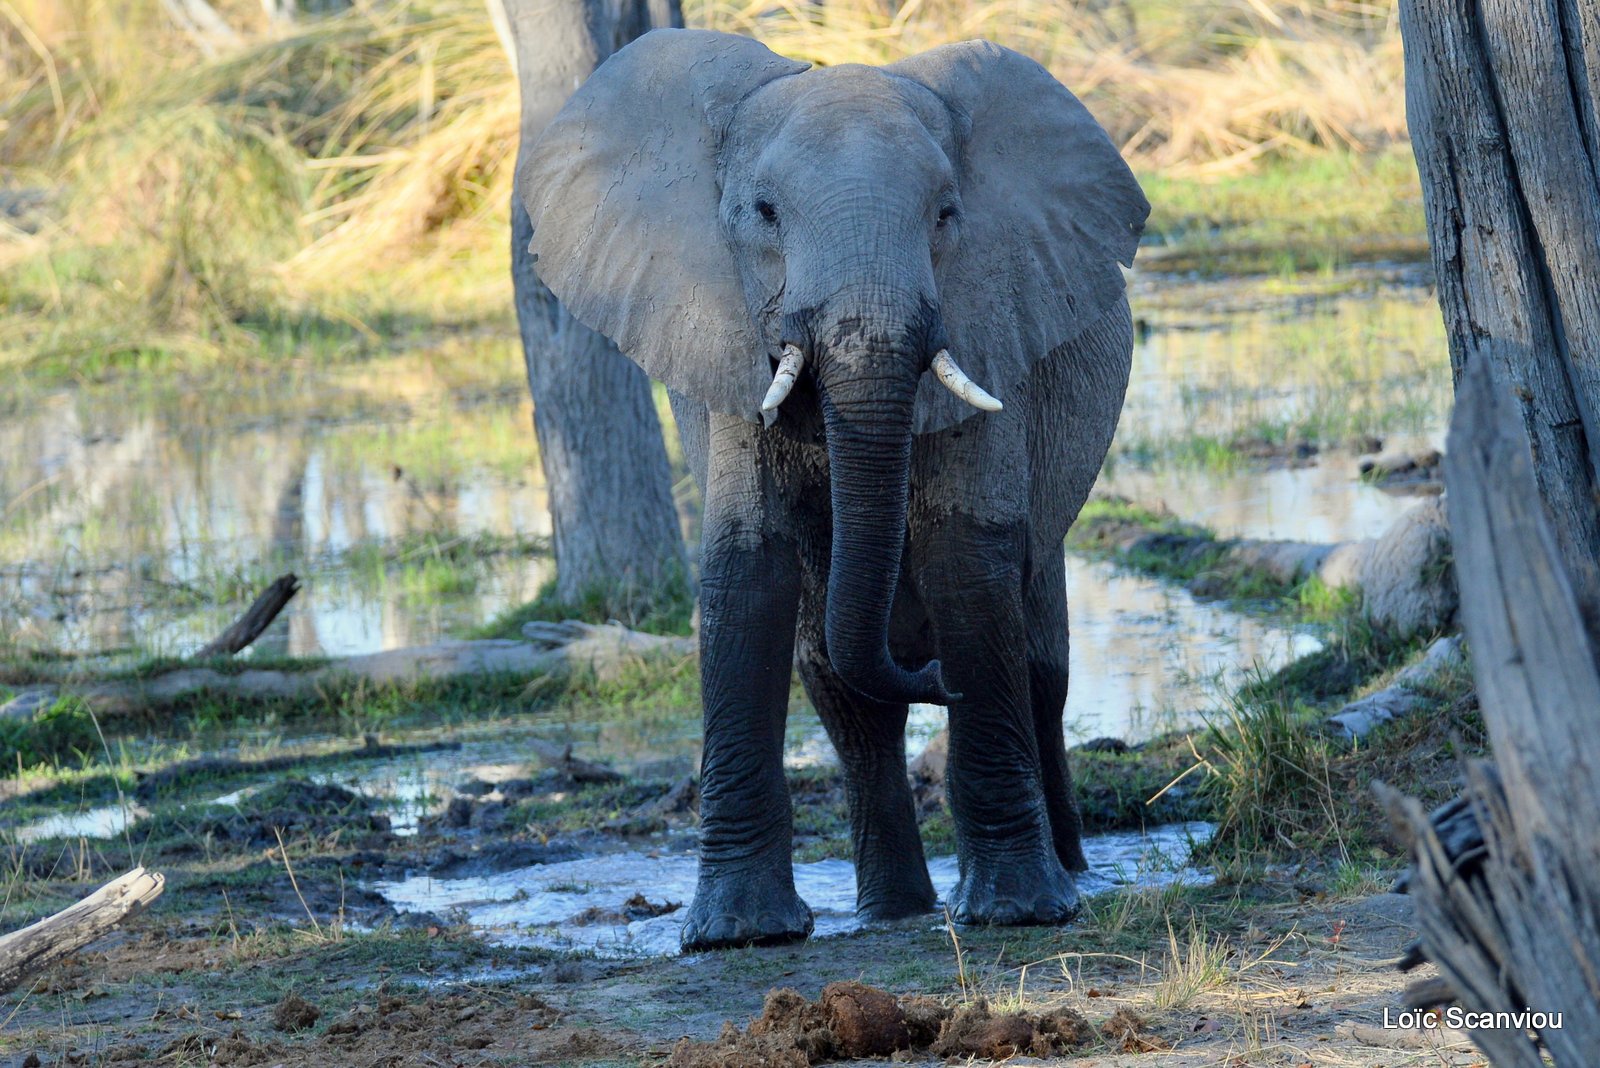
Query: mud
271,992,321,1032
571,892,682,926
193,779,393,848
49,991,613,1068
667,984,1114,1065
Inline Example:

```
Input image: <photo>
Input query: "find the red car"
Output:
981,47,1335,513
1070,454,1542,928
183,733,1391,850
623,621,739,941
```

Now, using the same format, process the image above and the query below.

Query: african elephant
520,28,1148,950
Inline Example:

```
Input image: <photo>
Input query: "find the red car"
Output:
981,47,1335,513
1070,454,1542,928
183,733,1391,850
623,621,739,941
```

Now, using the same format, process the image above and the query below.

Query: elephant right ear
519,29,808,423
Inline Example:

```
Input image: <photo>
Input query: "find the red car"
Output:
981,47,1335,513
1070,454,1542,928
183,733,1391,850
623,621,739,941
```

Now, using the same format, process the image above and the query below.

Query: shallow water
376,821,1214,958
1,269,1450,743
11,802,146,843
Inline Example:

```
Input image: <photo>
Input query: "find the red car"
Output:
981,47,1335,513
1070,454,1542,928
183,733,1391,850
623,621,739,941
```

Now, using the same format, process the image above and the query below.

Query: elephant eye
756,200,778,224
936,205,957,228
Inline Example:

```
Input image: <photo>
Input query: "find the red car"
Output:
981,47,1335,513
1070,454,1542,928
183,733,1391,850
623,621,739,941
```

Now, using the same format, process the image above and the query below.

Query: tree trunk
493,0,688,608
1382,4,1600,1059
1379,357,1600,1066
1400,0,1600,610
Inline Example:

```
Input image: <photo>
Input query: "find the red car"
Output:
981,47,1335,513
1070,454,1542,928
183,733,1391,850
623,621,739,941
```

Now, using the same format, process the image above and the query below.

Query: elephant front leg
912,516,1080,926
681,427,811,951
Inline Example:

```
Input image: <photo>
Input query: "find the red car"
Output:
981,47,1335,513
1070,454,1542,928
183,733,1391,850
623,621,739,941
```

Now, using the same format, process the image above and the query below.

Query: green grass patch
1141,148,1427,276
1069,497,1364,622
475,570,696,639
0,694,101,767
1189,617,1469,867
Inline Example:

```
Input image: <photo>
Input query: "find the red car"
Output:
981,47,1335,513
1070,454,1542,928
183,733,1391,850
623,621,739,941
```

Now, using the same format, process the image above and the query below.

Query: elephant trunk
819,372,955,706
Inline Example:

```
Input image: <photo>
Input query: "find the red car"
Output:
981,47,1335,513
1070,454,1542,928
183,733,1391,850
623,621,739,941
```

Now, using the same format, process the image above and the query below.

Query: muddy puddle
376,821,1214,958
1,268,1449,744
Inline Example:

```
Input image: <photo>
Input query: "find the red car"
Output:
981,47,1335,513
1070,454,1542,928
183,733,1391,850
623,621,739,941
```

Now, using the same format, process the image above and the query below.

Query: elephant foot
947,853,1080,927
858,886,938,923
856,863,938,922
680,868,814,951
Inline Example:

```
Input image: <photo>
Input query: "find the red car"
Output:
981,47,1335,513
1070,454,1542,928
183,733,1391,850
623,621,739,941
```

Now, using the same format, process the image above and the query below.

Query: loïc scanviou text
1384,1007,1564,1031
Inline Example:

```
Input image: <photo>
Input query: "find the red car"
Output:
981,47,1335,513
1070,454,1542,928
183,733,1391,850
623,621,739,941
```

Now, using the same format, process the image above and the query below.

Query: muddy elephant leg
1025,549,1087,874
795,570,936,920
911,515,1079,925
680,417,812,951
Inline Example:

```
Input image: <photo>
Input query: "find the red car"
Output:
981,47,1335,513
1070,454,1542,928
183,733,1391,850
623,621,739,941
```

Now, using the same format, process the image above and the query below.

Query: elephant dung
820,981,910,1057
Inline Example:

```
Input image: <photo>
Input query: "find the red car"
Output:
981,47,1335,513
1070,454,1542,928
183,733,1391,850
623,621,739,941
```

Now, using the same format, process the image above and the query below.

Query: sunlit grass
0,0,1419,379
1110,282,1451,468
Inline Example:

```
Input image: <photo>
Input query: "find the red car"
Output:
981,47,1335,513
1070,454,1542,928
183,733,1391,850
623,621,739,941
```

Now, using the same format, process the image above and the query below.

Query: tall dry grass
697,0,1407,174
0,0,1411,370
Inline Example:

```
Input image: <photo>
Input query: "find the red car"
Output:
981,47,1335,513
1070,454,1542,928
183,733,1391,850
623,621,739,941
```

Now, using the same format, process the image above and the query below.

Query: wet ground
0,759,1471,1067
375,821,1215,957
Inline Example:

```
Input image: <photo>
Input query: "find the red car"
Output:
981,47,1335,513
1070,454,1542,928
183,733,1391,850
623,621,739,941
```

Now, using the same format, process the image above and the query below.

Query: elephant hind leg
796,575,936,920
1026,548,1087,874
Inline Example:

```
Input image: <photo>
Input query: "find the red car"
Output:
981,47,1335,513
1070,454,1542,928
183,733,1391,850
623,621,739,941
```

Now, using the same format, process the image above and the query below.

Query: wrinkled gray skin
520,29,1149,950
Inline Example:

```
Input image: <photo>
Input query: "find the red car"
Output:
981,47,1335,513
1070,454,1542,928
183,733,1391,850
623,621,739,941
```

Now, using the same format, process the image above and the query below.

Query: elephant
519,28,1148,950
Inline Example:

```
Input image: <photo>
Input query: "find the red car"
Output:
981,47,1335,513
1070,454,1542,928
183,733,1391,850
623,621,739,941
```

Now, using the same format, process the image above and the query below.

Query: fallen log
528,739,624,784
193,573,300,659
0,867,165,995
0,622,694,722
1324,635,1465,742
1074,495,1457,640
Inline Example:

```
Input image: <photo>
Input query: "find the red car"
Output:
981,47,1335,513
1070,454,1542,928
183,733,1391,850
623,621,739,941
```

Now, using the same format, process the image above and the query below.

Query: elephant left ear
889,41,1149,434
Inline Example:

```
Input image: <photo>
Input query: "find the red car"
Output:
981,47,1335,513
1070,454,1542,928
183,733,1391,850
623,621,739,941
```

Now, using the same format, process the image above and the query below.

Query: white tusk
761,344,805,413
1119,263,1135,290
931,350,1002,412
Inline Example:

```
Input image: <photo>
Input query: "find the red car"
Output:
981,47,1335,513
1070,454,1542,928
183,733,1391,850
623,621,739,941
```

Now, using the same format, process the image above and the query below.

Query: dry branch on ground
0,867,165,995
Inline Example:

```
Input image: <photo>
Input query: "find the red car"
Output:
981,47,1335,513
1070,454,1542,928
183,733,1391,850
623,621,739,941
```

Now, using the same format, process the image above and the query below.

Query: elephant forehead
739,65,956,155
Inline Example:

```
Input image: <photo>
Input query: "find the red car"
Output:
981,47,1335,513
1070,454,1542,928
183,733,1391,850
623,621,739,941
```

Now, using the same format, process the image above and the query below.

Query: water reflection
1105,269,1450,544
1,271,1451,739
1064,558,1320,740
1120,269,1448,450
1098,445,1441,544
1,345,555,656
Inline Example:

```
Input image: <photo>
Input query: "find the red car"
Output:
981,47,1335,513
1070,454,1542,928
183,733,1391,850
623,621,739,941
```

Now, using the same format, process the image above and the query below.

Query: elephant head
520,29,1147,704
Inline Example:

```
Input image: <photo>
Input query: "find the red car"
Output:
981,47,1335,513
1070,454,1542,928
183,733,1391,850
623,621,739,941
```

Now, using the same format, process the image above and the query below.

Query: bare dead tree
192,573,300,659
489,0,689,611
1400,0,1600,611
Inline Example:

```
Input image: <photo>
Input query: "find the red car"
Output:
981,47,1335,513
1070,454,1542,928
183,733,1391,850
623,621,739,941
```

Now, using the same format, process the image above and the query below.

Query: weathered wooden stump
1378,357,1600,1066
